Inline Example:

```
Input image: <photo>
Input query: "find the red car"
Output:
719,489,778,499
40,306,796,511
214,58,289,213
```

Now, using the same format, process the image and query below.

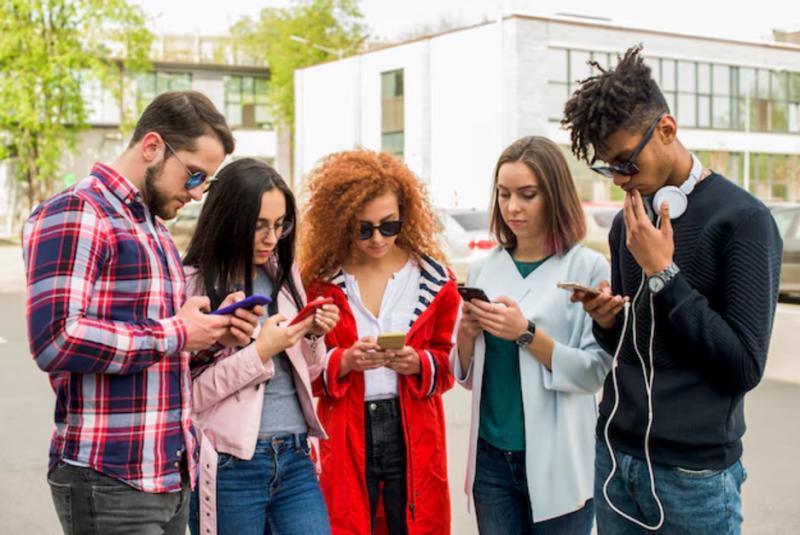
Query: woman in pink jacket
183,158,339,535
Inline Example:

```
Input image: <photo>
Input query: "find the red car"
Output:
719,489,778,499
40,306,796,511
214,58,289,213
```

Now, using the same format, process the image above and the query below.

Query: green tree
231,0,367,133
0,0,152,209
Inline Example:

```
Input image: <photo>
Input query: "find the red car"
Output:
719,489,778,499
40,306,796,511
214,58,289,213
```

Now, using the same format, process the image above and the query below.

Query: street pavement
1,247,799,533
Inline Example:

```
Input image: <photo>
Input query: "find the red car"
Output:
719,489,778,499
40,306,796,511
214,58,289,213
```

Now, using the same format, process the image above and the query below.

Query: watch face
517,332,534,346
648,276,665,293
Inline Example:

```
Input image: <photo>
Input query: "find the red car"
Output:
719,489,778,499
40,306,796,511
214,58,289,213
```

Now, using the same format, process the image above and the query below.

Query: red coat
309,256,459,535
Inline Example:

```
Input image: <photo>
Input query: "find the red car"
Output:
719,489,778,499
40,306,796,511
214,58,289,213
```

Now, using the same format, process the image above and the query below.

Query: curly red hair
299,150,445,286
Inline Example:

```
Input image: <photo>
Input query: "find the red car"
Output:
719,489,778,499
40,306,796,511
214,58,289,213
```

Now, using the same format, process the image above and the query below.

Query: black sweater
594,173,783,470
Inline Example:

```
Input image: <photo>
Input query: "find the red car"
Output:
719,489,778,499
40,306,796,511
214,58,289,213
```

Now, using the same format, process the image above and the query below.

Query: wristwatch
516,320,536,348
648,262,680,294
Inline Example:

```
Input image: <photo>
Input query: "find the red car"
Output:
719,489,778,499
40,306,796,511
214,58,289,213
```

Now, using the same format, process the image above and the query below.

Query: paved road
1,285,799,534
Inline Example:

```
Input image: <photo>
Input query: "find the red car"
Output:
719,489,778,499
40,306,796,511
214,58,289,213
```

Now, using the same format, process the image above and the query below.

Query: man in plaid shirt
23,91,263,534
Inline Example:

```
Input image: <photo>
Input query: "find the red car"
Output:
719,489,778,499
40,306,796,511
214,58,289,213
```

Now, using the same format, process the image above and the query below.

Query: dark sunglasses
358,220,403,241
590,112,666,178
163,140,209,190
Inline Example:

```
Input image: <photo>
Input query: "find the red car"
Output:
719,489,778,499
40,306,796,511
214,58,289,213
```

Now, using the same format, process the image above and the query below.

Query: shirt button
176,450,183,457
174,462,180,468
369,402,377,412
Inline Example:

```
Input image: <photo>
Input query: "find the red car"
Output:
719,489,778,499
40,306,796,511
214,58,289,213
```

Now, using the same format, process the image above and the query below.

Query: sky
129,0,799,44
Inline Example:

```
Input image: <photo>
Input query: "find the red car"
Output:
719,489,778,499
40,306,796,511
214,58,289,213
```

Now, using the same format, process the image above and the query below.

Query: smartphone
210,294,272,315
556,282,601,298
457,286,490,303
377,332,406,350
289,297,335,326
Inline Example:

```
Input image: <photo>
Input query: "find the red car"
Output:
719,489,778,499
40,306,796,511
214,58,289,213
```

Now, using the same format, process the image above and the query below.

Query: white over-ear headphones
651,154,703,219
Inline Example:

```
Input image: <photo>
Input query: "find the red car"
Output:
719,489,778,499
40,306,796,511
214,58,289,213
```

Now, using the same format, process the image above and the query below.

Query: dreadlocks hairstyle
561,44,670,164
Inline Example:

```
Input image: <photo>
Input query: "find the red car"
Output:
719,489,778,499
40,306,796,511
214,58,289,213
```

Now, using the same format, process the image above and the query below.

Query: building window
749,153,800,201
81,73,121,125
696,150,744,185
381,69,404,158
136,71,192,114
224,76,272,129
660,58,677,118
547,47,799,135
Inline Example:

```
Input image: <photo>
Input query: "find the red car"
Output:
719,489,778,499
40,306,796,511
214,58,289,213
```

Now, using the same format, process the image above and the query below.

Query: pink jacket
185,265,327,535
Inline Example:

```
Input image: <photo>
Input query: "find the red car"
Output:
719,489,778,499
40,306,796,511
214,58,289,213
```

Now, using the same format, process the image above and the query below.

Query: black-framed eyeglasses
163,140,209,190
255,219,295,240
590,112,666,179
358,220,403,241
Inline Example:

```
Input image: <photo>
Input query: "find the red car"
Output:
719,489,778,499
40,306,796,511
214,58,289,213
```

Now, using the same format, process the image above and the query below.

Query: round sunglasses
255,219,295,240
163,140,208,190
358,220,403,240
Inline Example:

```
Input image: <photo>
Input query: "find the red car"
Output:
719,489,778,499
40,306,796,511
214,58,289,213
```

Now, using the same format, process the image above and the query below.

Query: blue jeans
473,438,594,535
595,440,746,534
189,434,330,535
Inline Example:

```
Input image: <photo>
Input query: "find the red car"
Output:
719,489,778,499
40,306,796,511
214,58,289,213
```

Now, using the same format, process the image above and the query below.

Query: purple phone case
210,294,272,315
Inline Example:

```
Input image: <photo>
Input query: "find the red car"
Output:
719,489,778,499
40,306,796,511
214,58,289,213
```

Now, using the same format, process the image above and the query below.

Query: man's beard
143,161,174,220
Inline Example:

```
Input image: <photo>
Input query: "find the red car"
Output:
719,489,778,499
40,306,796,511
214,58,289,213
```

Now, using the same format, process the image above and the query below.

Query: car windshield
450,211,489,232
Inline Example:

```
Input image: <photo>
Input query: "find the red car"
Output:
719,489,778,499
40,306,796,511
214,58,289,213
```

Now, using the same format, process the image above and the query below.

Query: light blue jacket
451,245,611,522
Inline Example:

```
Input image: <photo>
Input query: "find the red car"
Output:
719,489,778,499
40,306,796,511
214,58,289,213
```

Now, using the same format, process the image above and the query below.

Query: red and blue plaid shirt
23,162,196,493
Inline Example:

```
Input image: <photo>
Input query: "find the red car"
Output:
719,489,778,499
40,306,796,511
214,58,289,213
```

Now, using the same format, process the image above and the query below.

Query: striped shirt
22,162,195,493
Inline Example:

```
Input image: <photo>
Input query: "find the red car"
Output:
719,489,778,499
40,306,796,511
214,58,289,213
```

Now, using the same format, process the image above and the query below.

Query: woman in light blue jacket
451,136,611,534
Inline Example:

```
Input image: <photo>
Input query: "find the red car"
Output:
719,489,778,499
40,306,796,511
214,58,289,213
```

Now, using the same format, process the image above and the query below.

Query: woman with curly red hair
300,150,459,535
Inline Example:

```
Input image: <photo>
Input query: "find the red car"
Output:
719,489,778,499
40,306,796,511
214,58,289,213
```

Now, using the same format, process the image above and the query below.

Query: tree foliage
0,0,152,208
231,0,367,132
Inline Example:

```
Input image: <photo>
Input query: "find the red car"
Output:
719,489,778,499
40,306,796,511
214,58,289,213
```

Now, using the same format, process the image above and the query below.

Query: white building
0,34,276,236
294,14,800,209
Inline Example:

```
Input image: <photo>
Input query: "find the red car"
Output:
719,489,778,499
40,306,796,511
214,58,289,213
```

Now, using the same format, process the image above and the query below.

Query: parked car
582,201,621,260
438,208,495,283
438,202,622,282
769,204,800,297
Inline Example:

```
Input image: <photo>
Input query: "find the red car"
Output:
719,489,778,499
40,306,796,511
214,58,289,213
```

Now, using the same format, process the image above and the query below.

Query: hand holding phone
557,282,601,298
457,286,490,303
340,337,385,377
573,280,627,330
289,297,335,326
211,294,272,315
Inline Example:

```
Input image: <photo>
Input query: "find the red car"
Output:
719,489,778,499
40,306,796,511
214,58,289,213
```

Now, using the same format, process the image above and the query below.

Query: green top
478,255,548,452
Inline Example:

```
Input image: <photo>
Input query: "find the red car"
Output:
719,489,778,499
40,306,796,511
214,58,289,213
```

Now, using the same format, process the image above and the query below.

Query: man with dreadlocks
561,44,782,534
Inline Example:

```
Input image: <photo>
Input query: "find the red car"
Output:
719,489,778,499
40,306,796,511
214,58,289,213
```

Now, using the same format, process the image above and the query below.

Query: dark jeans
473,438,594,535
189,433,329,535
365,398,408,535
48,460,190,535
595,440,746,534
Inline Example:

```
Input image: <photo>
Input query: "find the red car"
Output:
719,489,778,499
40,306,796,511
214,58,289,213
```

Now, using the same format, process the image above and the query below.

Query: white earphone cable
602,215,665,531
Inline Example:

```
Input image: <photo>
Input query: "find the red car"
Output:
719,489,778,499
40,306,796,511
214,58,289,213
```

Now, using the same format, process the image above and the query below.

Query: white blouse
343,259,420,401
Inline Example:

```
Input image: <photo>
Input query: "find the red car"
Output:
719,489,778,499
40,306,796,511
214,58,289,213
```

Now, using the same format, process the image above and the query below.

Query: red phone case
289,297,335,325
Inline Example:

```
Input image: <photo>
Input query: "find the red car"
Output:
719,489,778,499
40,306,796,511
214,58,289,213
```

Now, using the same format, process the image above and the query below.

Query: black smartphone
457,286,490,303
